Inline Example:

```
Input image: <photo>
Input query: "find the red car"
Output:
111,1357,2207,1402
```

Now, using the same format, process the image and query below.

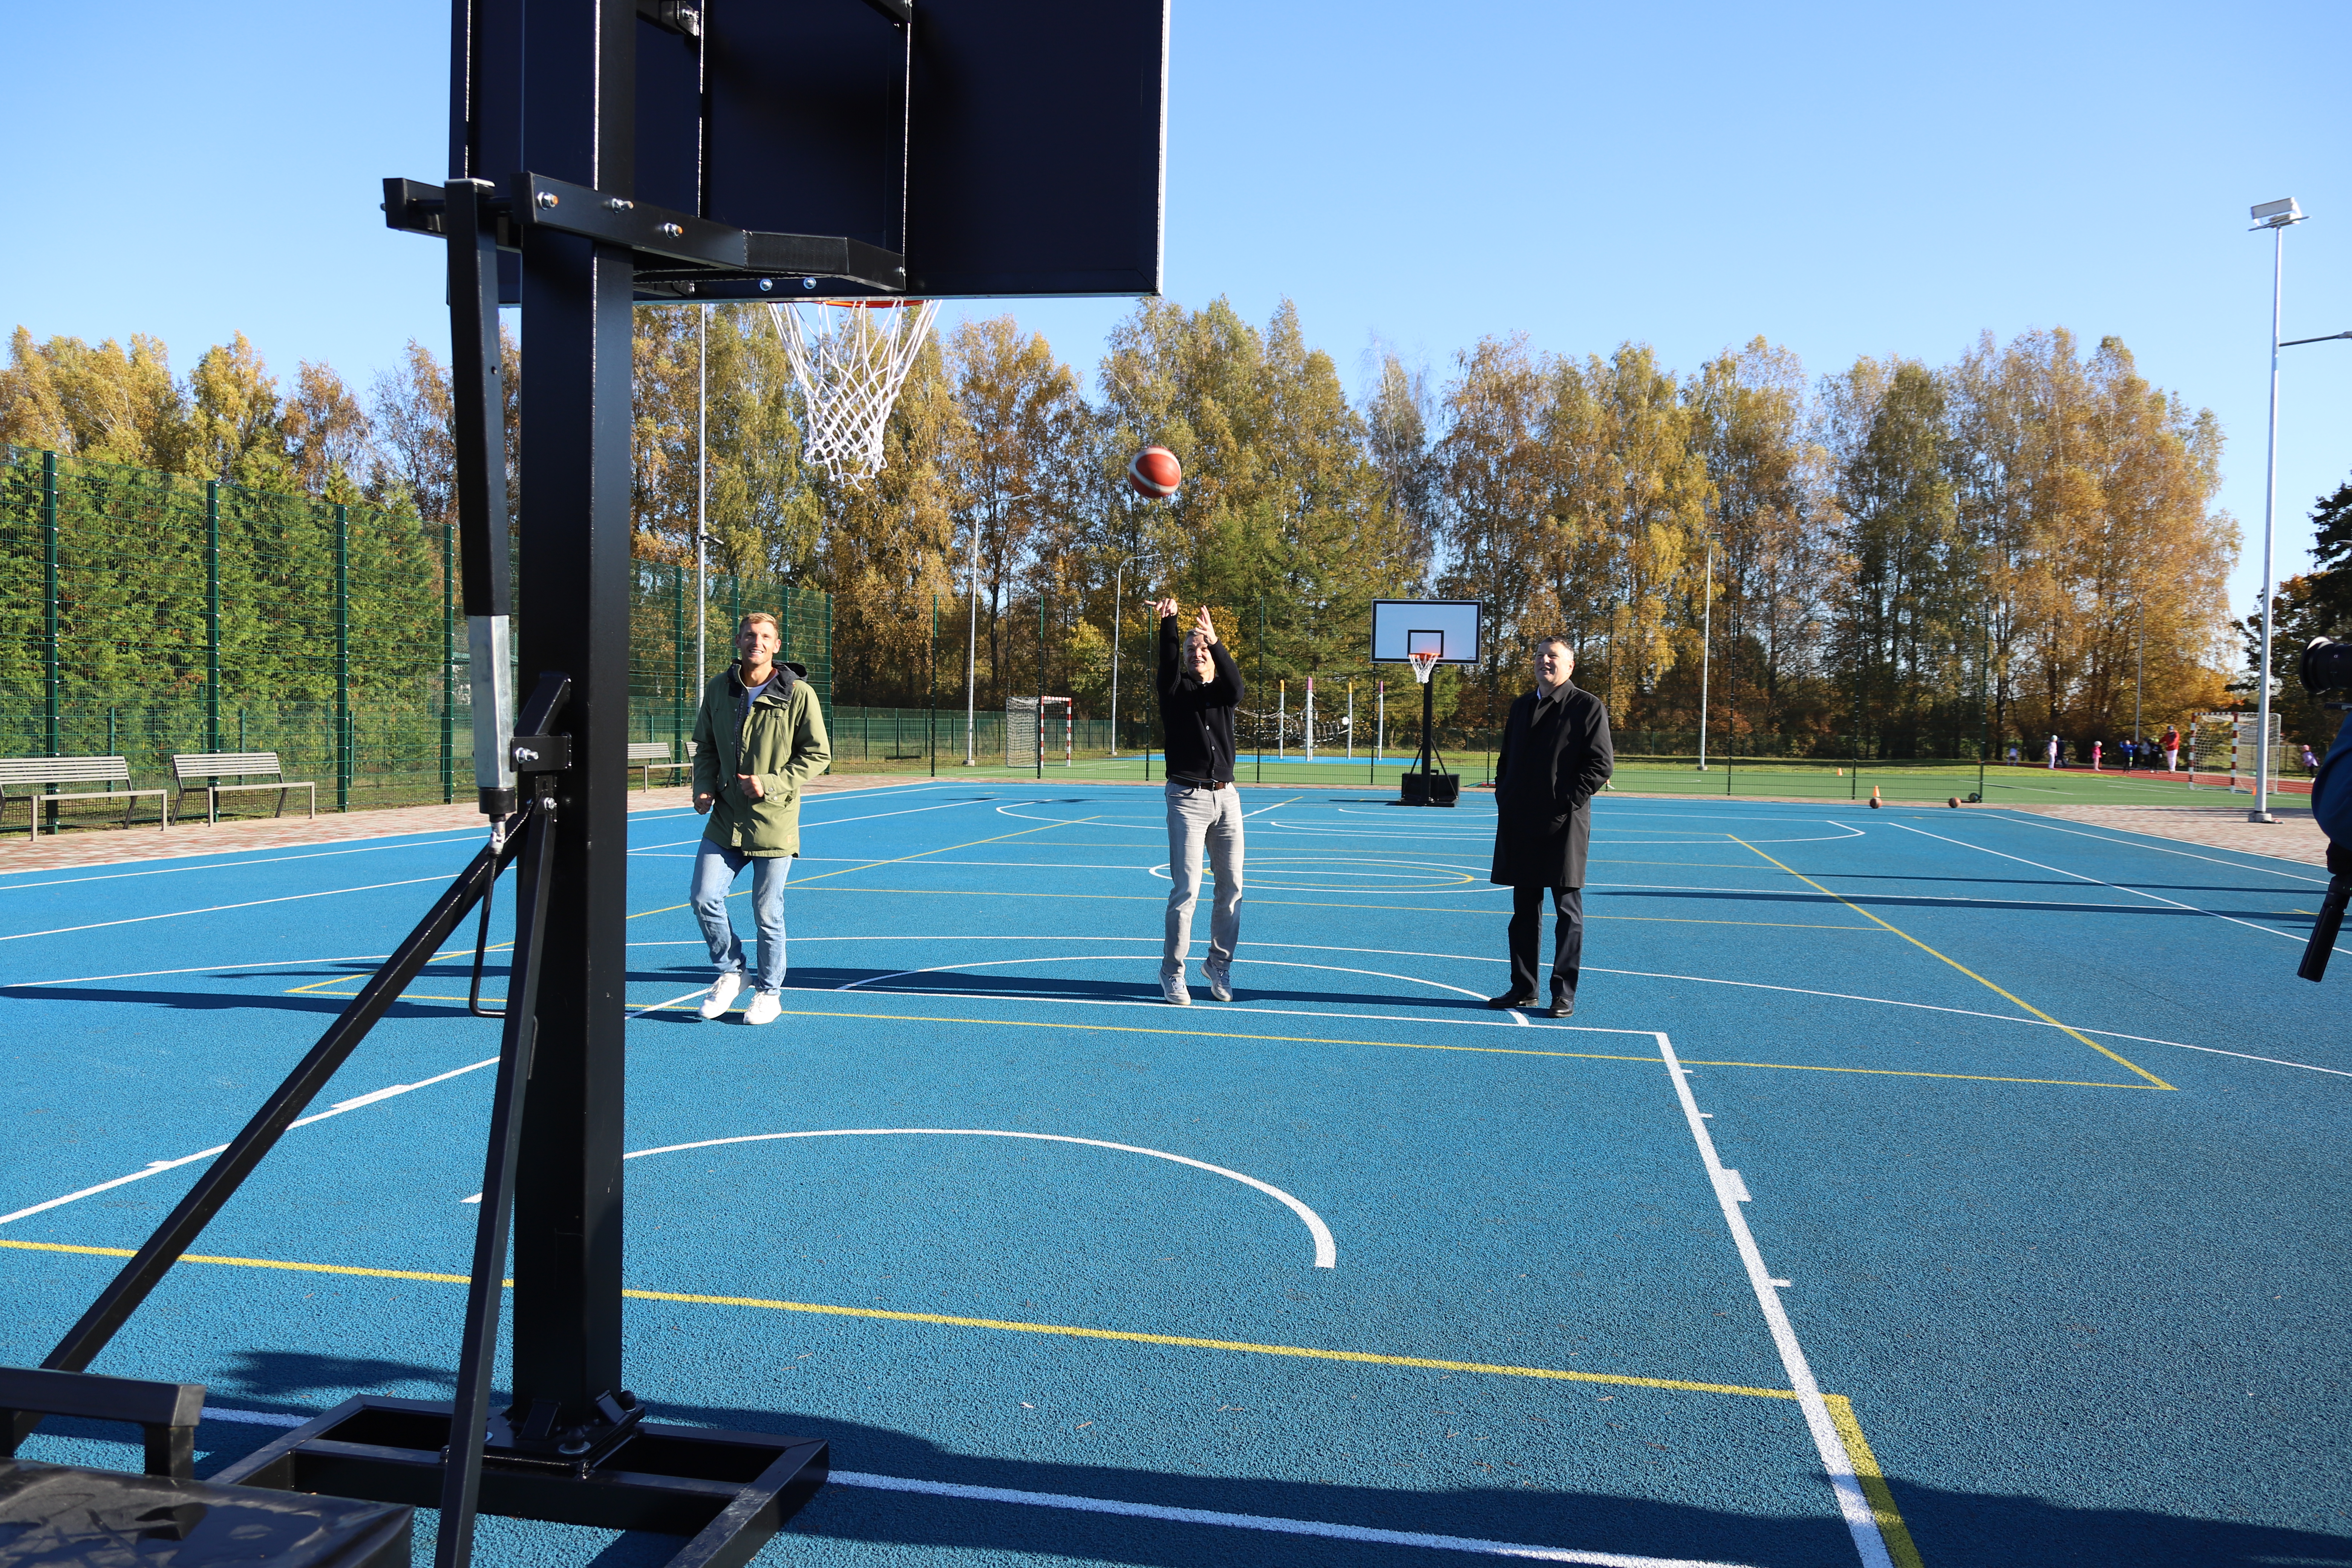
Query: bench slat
626,743,671,760
0,757,133,785
172,752,284,778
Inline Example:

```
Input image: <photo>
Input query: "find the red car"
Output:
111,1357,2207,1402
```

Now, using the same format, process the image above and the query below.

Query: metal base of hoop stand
1397,665,1458,807
214,1400,826,1568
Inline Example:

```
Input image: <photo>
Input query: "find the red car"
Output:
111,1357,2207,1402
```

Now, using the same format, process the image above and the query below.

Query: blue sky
4,0,2346,613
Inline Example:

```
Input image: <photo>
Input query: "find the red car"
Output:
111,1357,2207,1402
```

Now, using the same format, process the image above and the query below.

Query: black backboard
453,0,1167,301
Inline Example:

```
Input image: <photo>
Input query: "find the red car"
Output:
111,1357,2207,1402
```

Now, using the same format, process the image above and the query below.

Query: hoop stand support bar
20,814,531,1396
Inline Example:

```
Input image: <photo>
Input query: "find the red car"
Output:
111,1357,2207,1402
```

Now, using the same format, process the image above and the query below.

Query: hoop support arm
384,173,906,293
447,176,518,818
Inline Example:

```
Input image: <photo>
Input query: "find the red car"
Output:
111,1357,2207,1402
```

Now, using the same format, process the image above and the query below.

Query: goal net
1006,695,1074,769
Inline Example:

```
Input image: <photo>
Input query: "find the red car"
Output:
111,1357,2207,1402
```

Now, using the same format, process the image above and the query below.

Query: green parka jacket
692,662,831,857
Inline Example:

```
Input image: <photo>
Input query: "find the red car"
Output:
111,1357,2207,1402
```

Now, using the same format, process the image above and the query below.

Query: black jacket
1489,684,1614,888
1157,615,1246,784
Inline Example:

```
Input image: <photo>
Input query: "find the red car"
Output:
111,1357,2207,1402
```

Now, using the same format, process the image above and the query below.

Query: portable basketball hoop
768,298,942,483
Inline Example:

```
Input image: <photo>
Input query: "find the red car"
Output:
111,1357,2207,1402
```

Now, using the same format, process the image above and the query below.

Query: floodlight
2250,197,2304,229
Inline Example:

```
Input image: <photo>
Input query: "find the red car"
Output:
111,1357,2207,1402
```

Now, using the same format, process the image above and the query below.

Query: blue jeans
692,840,791,993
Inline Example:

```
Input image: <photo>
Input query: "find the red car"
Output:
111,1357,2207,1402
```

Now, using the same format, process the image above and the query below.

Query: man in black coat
1487,634,1614,1017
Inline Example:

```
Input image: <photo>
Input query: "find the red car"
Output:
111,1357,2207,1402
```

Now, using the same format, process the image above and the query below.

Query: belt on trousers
1171,776,1227,790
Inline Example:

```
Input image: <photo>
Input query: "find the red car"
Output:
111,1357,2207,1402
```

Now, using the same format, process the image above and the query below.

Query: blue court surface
4,784,2349,1567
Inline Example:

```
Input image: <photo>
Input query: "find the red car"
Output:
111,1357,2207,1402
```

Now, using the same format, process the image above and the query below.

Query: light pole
2248,196,2305,823
695,303,709,694
965,521,980,766
1696,535,1714,770
1107,550,1157,758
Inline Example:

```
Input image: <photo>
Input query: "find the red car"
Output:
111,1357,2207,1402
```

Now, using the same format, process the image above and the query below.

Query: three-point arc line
465,1129,1340,1269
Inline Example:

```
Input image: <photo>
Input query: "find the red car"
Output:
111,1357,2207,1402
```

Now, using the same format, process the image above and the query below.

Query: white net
767,299,942,484
1407,650,1440,685
1006,696,1072,769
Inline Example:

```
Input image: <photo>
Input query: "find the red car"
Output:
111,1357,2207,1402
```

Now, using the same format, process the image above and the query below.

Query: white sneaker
1161,973,1191,1006
1204,963,1232,1001
744,990,782,1026
699,972,744,1020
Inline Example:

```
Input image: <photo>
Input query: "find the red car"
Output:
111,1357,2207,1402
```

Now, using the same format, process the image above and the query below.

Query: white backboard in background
1370,599,1484,665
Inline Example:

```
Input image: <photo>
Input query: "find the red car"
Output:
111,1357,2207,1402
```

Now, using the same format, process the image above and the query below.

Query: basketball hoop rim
1406,650,1440,684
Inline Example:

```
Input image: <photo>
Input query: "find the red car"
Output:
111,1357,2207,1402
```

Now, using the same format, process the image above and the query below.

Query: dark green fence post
441,511,455,803
779,582,792,668
205,479,222,754
929,594,938,778
335,502,351,811
822,593,833,716
41,451,61,757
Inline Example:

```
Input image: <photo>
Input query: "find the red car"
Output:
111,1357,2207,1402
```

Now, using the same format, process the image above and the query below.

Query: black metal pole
505,0,636,1447
437,782,562,1568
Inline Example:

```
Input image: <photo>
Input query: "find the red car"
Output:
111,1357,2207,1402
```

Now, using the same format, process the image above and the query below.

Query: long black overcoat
1488,684,1615,888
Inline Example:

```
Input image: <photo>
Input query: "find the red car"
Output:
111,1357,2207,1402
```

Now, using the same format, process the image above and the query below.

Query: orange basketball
1127,446,1182,498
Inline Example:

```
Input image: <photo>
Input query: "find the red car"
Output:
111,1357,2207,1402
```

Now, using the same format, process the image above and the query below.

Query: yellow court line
1825,1393,1927,1568
0,1238,1788,1401
625,816,1088,922
1728,835,2177,1091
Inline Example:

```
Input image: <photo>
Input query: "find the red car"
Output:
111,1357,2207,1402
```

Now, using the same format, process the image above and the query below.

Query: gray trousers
1164,780,1244,978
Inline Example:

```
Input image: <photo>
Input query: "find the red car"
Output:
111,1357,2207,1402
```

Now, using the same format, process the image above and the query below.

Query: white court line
184,1406,1752,1566
0,949,474,990
0,1056,498,1227
836,953,1494,1008
0,832,490,893
1886,821,2348,954
629,794,1003,853
1587,879,2150,913
0,875,453,944
1655,1033,1893,1568
1994,811,2330,882
617,1129,1336,1268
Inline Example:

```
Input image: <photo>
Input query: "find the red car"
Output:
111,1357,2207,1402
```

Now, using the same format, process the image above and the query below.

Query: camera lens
2300,637,2352,693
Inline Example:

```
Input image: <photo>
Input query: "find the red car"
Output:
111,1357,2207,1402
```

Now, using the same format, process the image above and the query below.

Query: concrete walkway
0,773,919,874
2006,800,2330,868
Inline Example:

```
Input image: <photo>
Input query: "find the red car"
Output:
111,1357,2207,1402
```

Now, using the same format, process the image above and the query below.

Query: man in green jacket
691,611,831,1024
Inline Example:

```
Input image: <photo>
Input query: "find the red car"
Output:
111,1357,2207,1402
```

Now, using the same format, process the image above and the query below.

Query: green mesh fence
0,446,830,819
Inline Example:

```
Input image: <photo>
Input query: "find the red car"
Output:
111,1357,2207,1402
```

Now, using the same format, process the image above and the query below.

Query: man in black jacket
1155,597,1247,1005
1488,634,1614,1017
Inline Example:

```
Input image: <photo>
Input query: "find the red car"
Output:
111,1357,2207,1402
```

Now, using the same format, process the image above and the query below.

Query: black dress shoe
1548,998,1575,1018
1487,991,1539,1009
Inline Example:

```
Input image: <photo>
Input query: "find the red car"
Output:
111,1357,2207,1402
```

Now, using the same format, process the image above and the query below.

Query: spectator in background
2046,734,2061,769
2120,738,2137,771
2162,724,2181,772
2303,743,2321,773
2092,739,2103,771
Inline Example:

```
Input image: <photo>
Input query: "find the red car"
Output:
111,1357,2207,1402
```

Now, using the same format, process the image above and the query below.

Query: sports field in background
4,782,2347,1566
853,751,2291,810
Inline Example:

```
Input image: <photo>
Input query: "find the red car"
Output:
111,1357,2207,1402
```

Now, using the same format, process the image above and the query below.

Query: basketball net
1407,650,1440,685
767,299,942,484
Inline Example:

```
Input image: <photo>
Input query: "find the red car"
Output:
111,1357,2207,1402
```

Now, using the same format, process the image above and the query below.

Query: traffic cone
1868,785,1881,809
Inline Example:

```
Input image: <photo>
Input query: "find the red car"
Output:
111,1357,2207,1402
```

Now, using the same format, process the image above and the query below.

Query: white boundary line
1887,821,2347,954
0,875,453,943
1993,810,2328,881
0,1056,498,1227
1654,1032,1893,1568
0,833,489,893
613,1128,1337,1268
186,1406,1752,1567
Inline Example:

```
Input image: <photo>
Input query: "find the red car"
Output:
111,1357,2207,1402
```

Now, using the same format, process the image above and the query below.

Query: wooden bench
628,740,696,791
172,750,317,825
0,756,170,839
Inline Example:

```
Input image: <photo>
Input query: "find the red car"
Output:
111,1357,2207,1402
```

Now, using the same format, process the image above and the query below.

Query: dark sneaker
1487,992,1539,1009
1548,998,1575,1018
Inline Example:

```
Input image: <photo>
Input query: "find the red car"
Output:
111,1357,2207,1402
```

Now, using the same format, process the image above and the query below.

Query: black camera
2299,635,2352,694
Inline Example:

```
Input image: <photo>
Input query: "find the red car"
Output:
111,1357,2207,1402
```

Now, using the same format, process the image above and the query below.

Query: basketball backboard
1370,600,1483,666
450,0,1168,303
